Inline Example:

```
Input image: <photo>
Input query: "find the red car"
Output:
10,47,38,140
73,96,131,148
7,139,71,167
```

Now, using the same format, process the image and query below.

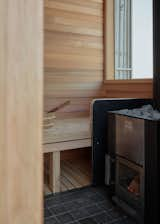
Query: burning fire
128,175,140,196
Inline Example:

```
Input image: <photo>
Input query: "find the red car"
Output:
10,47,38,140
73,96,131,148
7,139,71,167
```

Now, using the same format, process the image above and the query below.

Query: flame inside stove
127,175,140,196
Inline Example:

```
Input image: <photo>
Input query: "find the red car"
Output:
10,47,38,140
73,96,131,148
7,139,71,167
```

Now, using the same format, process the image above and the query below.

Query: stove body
106,112,160,223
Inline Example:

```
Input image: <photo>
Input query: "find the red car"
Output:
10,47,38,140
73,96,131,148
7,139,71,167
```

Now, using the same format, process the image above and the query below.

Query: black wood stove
106,106,160,223
92,0,160,223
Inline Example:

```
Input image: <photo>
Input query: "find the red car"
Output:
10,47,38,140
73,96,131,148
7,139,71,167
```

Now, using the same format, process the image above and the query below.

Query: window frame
103,0,153,83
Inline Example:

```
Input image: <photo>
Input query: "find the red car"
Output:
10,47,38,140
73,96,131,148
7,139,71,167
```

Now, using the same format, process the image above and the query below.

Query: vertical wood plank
0,1,43,224
50,151,61,193
104,0,115,80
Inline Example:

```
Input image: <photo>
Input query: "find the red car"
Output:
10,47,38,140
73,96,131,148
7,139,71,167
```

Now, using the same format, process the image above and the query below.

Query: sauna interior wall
44,0,104,115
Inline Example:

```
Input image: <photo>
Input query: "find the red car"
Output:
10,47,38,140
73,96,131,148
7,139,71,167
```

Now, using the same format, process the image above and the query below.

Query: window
104,0,153,81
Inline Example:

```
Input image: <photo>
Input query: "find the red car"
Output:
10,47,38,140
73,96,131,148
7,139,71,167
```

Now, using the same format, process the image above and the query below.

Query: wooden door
0,1,43,224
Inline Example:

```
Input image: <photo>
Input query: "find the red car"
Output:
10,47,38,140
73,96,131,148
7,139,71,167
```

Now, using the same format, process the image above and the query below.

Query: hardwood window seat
43,113,91,193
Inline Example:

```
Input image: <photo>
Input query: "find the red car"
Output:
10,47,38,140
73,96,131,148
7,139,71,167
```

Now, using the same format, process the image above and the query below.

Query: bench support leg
49,151,60,193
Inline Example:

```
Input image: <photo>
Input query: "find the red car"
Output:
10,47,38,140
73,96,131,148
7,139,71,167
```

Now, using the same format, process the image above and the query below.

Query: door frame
0,1,43,223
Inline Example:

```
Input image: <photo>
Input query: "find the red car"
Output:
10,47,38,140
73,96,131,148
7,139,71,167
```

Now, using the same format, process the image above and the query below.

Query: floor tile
92,211,113,224
56,212,74,224
79,217,97,224
71,208,89,220
44,186,137,224
45,217,59,224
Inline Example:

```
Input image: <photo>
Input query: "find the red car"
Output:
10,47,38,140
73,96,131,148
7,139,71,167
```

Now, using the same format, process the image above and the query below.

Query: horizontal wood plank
43,139,91,153
45,0,102,16
104,80,153,98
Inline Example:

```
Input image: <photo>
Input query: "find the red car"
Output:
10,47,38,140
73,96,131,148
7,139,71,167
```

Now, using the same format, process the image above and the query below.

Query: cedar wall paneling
44,0,104,114
104,80,153,99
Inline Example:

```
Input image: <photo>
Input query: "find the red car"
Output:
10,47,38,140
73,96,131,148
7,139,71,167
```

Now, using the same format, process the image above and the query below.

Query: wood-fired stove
106,112,160,223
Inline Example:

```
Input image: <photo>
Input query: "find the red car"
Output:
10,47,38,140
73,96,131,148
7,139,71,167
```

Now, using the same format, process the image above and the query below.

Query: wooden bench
43,114,91,193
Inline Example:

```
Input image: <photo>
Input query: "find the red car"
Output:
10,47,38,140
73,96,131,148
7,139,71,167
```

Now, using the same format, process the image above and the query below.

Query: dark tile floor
44,186,137,224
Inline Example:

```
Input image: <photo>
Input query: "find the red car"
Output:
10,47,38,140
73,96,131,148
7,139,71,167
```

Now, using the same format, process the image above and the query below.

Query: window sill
103,79,153,85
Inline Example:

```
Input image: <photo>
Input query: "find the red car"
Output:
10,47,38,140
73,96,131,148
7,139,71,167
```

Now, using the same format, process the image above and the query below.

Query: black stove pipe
153,0,160,110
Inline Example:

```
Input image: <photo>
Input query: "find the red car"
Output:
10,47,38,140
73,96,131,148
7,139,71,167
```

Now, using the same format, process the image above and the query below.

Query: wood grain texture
44,152,92,194
60,148,91,161
61,159,92,192
104,80,153,98
43,115,91,144
104,0,115,80
0,1,43,224
51,151,61,193
44,139,91,153
44,0,104,115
